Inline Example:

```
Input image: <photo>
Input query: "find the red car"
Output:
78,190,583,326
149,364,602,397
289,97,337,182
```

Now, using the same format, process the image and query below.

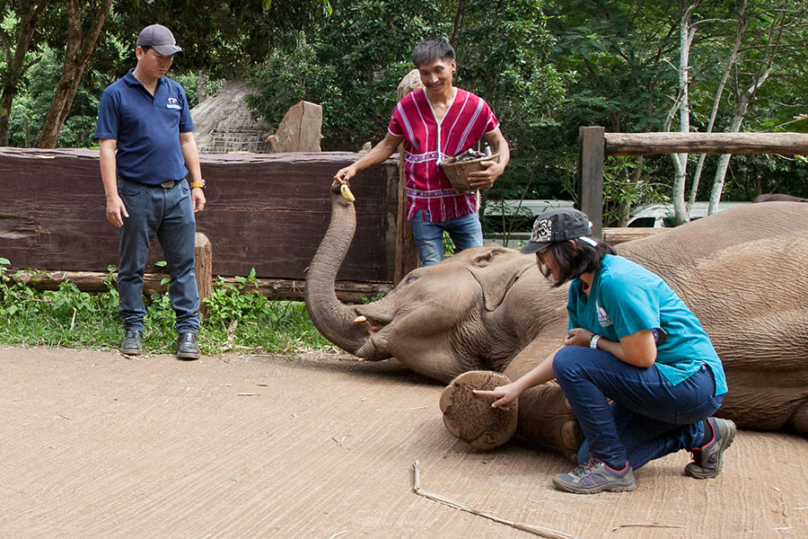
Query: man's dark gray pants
116,178,200,334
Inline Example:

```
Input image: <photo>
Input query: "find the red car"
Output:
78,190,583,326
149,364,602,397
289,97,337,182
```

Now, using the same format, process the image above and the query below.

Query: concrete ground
0,346,806,538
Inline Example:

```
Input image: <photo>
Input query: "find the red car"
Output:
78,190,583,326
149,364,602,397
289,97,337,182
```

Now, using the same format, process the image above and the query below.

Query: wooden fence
577,128,808,238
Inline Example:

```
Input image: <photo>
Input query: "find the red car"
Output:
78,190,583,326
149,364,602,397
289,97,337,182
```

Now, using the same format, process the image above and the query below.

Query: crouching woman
475,208,735,494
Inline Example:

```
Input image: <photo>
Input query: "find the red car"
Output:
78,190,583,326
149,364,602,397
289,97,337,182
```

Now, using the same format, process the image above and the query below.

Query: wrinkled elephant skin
305,192,808,459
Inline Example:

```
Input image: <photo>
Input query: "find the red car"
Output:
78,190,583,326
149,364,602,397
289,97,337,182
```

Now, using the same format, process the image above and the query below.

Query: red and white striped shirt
388,88,499,222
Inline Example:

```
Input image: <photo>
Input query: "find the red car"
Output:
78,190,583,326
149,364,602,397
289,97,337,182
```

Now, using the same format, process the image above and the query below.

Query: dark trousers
117,178,200,334
552,346,722,470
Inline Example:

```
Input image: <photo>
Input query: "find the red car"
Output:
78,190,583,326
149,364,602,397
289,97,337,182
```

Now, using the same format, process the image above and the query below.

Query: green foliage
204,269,269,325
8,46,101,148
102,0,334,79
201,269,332,353
0,261,119,347
442,231,456,256
246,0,566,154
360,292,386,304
246,42,342,135
3,0,808,210
0,260,332,355
602,156,669,226
173,73,226,109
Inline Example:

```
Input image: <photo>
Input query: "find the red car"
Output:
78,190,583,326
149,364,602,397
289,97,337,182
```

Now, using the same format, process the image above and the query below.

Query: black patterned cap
520,208,594,254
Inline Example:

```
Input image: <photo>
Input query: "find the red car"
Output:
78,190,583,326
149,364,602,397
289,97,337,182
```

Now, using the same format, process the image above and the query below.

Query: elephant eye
402,274,419,286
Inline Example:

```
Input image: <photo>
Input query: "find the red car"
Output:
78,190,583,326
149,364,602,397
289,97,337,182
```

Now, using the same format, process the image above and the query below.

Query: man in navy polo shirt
95,24,207,360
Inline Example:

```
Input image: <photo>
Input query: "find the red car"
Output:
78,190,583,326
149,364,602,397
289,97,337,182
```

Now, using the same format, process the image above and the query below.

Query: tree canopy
1,0,807,223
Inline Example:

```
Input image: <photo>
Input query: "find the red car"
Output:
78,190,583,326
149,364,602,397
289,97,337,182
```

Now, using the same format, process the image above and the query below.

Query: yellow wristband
191,179,206,190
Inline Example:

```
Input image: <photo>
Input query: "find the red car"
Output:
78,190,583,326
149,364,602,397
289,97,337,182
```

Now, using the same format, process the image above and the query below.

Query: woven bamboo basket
439,153,500,193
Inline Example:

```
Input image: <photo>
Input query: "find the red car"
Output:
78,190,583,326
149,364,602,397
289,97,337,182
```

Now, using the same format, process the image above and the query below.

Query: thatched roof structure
190,78,273,154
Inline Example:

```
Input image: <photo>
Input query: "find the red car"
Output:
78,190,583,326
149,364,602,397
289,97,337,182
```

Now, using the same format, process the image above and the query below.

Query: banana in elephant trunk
304,183,391,361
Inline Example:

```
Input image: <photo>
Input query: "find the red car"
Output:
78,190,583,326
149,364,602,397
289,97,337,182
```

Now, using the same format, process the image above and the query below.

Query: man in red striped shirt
335,39,510,266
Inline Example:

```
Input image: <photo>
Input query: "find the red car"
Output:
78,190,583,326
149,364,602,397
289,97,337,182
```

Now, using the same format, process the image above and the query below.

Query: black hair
539,238,616,287
139,45,153,53
411,39,456,68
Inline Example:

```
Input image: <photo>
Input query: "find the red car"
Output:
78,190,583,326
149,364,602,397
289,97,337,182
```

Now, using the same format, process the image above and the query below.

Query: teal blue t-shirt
567,254,727,395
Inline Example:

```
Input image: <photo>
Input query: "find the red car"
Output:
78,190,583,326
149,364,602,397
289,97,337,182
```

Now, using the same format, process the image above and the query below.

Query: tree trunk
708,9,785,213
35,0,113,149
0,0,51,146
670,0,698,225
616,156,644,227
197,70,208,103
708,88,760,212
450,0,468,46
689,0,748,206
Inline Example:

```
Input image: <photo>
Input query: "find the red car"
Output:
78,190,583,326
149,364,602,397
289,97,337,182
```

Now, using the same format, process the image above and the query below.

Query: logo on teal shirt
596,300,612,327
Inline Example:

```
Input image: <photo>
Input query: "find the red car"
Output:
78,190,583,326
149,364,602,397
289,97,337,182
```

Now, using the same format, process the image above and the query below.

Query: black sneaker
685,417,737,479
119,330,143,355
176,333,200,360
552,459,635,494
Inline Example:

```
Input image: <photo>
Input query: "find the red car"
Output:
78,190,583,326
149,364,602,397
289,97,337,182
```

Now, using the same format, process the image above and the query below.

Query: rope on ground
411,460,581,539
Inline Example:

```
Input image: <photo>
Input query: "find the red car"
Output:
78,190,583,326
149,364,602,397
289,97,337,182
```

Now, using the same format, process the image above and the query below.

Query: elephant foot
439,371,518,450
513,382,583,460
561,420,582,462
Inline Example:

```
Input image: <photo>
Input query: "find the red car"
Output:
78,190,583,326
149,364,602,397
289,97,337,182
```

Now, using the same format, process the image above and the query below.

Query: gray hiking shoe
552,459,635,494
686,417,736,479
119,330,143,355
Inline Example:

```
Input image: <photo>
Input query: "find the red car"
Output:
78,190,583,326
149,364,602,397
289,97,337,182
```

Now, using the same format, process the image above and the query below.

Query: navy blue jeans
552,346,722,470
117,178,200,334
410,210,484,266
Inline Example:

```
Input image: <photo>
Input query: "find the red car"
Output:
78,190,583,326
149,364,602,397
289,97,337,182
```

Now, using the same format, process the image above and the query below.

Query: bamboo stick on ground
411,461,581,539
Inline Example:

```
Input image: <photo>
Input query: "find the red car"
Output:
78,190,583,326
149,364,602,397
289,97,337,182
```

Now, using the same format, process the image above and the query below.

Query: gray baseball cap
136,24,183,56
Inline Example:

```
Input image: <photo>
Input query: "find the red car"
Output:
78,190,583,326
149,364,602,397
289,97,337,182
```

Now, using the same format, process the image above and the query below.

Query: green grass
0,260,334,356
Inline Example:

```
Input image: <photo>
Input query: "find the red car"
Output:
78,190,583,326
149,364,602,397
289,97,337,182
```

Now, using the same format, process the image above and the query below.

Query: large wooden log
0,148,398,283
605,132,808,156
11,270,392,304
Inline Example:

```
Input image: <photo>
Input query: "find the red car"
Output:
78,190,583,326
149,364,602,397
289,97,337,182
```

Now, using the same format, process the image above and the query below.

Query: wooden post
195,232,212,318
578,126,605,239
393,69,423,284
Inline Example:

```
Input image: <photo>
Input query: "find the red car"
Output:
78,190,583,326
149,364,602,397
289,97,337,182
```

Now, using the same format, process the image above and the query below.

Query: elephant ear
468,248,535,311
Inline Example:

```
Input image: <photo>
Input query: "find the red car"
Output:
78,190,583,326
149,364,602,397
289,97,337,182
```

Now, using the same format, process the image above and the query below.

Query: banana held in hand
340,184,356,202
353,315,367,323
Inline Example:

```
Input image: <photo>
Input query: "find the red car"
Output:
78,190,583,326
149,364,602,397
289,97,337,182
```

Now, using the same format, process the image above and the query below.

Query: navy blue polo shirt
95,69,194,185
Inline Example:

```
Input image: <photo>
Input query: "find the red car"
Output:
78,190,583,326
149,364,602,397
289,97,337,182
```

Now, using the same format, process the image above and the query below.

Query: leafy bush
0,259,331,355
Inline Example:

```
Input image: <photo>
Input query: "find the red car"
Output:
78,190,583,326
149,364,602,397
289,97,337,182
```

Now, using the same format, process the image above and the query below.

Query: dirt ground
0,346,806,539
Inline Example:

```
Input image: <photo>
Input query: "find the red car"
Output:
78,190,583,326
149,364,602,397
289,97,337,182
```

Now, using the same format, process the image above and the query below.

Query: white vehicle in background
627,201,750,228
483,199,574,248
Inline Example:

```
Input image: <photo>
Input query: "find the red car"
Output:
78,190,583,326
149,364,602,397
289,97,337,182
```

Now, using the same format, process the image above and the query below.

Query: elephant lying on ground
305,184,808,459
752,193,808,203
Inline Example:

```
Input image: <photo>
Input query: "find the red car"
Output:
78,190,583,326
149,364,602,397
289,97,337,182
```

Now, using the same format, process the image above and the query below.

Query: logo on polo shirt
166,97,181,110
595,300,613,327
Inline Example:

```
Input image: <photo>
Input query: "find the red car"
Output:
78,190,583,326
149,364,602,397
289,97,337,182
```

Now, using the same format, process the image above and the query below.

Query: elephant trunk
304,183,385,358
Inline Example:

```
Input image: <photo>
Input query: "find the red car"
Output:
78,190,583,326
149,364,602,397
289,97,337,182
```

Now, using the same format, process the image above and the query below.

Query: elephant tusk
353,315,367,323
340,184,356,202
